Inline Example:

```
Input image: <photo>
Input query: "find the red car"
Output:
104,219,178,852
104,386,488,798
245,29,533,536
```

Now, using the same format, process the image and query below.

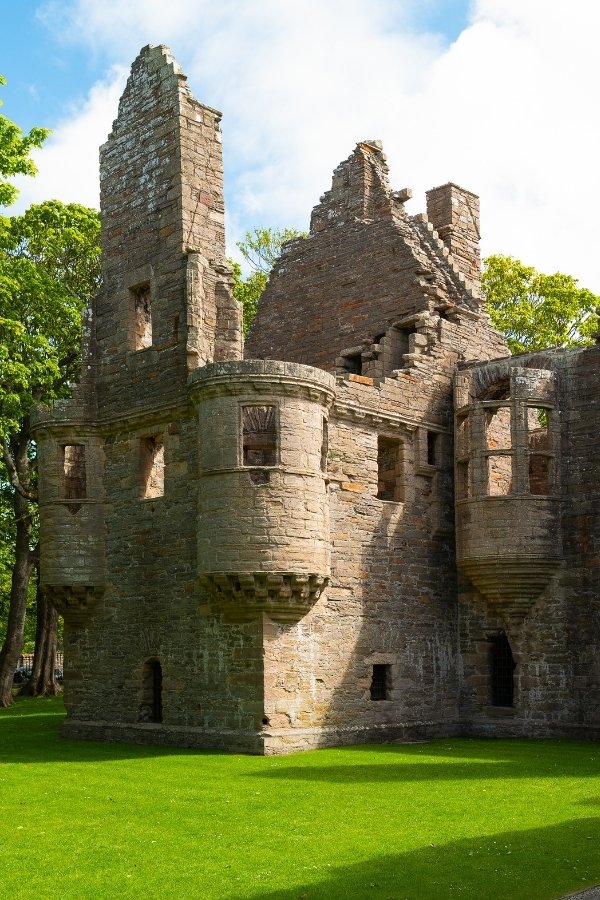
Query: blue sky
2,1,600,292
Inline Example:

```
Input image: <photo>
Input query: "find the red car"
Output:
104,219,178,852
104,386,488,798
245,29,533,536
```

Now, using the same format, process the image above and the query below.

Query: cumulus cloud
12,65,127,213
32,0,600,291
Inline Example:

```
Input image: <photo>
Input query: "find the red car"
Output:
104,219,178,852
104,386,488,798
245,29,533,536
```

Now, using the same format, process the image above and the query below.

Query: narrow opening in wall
131,282,152,350
321,418,329,473
486,454,512,496
370,664,391,701
63,445,86,499
456,460,470,500
141,658,163,723
343,352,362,375
394,326,415,368
485,405,511,450
377,437,403,502
529,454,551,495
456,414,469,456
427,431,438,467
242,406,277,466
489,633,515,707
141,434,165,498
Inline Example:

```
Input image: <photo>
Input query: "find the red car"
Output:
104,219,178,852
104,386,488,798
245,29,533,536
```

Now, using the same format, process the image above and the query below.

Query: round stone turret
454,363,562,616
189,360,335,623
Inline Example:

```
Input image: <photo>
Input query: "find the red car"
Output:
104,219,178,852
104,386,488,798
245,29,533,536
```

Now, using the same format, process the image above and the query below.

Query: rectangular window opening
456,460,470,500
486,454,512,496
131,282,152,350
242,406,277,467
489,633,515,707
529,454,551,495
63,445,86,499
527,407,550,451
485,405,511,450
142,434,164,498
427,431,438,467
370,664,391,701
377,437,403,502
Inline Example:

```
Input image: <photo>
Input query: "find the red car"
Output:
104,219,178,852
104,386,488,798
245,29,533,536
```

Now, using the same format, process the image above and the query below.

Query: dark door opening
489,633,515,707
141,658,163,723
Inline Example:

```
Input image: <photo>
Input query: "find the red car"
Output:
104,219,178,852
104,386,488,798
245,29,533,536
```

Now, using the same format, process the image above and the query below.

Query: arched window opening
141,658,163,723
489,633,515,707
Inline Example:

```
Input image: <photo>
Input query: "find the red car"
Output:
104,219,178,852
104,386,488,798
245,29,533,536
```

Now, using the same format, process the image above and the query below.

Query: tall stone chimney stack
426,183,481,291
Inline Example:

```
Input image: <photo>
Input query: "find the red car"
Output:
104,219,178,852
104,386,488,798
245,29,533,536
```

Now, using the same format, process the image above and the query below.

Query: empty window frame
140,658,163,723
377,437,403,502
456,460,470,500
62,445,86,499
489,633,515,707
427,431,438,467
485,405,511,451
527,407,552,495
242,406,277,467
486,454,513,496
141,434,165,498
370,664,391,701
131,282,152,350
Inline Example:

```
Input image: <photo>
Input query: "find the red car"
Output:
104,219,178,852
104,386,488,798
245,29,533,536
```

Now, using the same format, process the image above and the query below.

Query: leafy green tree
0,75,49,207
482,254,599,354
0,201,101,705
231,227,305,334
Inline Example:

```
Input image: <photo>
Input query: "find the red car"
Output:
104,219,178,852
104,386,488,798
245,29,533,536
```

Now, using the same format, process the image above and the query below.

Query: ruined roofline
103,44,222,148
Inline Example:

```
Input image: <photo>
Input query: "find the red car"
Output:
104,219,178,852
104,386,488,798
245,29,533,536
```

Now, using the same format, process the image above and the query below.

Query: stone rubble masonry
31,45,600,753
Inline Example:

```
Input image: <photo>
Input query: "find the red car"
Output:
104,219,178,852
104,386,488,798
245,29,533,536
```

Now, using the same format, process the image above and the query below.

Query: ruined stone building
32,45,600,752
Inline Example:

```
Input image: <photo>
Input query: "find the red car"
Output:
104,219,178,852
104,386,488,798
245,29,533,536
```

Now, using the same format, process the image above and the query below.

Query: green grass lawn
1,697,599,899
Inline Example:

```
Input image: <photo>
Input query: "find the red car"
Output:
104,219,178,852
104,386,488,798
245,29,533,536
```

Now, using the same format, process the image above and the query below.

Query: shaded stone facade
32,46,600,753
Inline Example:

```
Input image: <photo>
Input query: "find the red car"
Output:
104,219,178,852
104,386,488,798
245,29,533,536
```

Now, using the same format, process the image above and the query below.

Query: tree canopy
0,200,101,704
231,227,305,334
0,75,49,207
482,254,599,354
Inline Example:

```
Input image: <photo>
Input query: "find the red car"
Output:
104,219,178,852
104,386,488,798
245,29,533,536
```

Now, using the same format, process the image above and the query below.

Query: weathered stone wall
455,348,600,739
32,44,600,753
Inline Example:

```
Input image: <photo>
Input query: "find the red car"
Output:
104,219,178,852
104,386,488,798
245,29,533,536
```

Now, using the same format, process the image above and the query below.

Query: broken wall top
246,141,498,370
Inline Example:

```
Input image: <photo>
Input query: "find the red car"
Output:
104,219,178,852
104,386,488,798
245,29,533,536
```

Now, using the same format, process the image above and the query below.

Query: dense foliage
482,254,599,354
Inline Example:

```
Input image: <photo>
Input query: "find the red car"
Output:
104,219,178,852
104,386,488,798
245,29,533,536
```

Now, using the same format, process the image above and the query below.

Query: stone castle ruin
32,45,600,752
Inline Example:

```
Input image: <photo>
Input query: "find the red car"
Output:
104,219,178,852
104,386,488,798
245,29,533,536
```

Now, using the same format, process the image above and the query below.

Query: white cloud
30,0,600,291
12,65,126,213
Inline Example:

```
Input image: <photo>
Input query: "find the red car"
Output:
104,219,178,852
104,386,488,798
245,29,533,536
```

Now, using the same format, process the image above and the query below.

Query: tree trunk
0,431,35,707
18,561,59,698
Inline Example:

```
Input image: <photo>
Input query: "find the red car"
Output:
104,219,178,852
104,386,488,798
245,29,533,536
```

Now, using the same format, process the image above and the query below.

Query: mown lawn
1,697,599,899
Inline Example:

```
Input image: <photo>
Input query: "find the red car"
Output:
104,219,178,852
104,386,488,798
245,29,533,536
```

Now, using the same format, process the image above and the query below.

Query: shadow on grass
0,697,215,763
231,818,600,900
250,740,600,782
2,698,600,782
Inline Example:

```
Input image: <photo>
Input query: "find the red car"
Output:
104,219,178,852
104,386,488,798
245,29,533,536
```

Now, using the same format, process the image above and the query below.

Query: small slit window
141,434,164,498
456,460,470,500
377,437,403,502
131,282,152,350
427,431,438,467
63,445,86,499
242,406,277,466
370,664,391,701
321,418,329,473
